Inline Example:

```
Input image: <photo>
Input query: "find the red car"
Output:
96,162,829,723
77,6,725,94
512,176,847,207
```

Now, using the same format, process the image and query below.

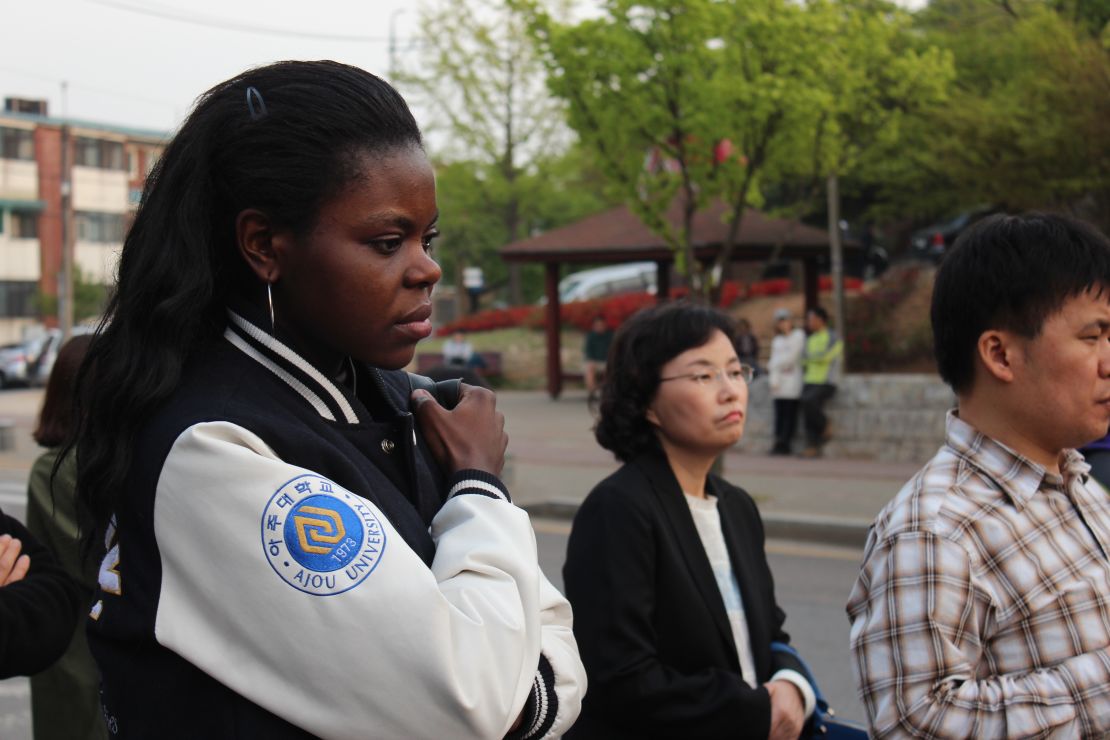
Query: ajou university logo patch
261,474,387,595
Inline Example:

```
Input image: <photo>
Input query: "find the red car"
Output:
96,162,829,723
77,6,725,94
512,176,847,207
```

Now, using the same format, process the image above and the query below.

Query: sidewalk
500,390,926,548
0,387,928,548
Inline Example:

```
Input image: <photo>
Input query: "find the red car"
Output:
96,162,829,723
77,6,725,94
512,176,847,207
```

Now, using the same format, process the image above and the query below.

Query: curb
523,501,871,550
760,513,871,550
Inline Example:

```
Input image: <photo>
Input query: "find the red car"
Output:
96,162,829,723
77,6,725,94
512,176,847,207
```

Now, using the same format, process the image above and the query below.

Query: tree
433,145,610,304
791,0,953,339
395,0,575,305
34,264,108,324
858,1,1110,231
521,0,951,304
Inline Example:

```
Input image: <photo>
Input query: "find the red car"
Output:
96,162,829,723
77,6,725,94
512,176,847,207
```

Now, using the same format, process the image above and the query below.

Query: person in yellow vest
800,306,842,457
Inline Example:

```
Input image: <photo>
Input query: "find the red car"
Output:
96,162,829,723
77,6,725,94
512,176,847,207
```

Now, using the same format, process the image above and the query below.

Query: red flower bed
436,305,537,334
818,275,863,292
435,275,856,336
749,278,792,297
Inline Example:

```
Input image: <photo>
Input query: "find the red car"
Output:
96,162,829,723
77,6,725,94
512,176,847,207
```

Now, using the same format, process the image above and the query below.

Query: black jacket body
0,510,86,678
563,453,805,739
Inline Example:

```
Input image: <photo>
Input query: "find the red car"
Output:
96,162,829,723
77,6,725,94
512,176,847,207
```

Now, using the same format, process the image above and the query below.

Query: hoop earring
267,282,275,336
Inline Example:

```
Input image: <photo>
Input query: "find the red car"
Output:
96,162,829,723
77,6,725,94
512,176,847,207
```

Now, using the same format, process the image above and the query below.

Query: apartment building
0,97,166,343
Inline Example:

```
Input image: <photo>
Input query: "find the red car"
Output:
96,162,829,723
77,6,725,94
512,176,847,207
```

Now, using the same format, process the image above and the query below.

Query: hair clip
246,86,268,121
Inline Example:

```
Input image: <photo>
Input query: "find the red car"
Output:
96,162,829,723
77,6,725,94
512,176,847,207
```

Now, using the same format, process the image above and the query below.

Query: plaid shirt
848,412,1110,738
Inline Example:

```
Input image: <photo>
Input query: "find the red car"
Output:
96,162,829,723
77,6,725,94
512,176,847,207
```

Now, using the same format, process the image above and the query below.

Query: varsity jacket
87,309,584,739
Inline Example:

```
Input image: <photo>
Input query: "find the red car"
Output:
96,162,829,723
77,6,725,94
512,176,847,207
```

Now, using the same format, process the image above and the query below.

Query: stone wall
737,374,955,463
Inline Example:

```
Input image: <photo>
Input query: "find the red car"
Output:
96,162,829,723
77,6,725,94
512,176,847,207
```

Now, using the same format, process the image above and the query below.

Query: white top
685,492,759,685
768,329,806,400
442,338,474,366
684,492,816,718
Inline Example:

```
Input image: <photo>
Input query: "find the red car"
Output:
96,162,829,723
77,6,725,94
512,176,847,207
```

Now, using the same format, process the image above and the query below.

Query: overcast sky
3,0,422,134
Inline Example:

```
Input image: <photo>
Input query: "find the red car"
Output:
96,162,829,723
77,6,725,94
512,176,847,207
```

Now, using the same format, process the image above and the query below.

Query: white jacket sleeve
151,421,582,739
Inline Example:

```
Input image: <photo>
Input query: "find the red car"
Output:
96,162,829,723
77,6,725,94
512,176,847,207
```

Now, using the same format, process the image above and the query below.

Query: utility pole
59,80,74,343
826,172,846,361
388,9,407,78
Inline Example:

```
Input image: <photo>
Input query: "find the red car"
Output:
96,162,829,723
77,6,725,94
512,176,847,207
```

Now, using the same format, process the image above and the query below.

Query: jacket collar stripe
224,329,338,422
227,310,359,424
224,316,348,423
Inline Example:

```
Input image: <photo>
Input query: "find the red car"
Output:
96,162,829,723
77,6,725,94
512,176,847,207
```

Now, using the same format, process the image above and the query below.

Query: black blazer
564,453,806,739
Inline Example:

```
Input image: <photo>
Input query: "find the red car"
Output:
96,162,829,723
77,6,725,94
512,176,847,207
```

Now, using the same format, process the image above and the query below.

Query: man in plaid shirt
848,213,1110,738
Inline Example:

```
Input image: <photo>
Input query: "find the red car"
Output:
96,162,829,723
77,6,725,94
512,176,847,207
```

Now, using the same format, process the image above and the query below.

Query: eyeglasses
659,365,754,388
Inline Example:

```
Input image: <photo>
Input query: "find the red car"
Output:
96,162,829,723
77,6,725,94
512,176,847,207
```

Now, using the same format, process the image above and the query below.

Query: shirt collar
944,410,1090,509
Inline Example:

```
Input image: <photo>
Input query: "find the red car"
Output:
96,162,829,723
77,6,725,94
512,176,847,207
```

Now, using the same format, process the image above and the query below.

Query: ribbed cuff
506,654,557,740
447,469,510,503
770,668,817,719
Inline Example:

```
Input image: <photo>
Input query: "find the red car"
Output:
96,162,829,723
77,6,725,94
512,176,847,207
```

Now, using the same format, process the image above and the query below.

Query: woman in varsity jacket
70,61,583,739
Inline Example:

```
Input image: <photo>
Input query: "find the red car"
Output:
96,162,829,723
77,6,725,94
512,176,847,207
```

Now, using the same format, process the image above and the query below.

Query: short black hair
808,306,829,323
932,212,1110,394
595,302,735,462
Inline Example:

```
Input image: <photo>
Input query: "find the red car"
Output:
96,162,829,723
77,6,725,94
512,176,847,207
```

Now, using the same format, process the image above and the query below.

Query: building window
75,211,125,243
75,137,125,170
0,281,38,317
0,127,34,161
10,211,38,239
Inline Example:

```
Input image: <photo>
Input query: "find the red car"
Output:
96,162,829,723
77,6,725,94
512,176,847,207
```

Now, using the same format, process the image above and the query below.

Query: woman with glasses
564,302,814,739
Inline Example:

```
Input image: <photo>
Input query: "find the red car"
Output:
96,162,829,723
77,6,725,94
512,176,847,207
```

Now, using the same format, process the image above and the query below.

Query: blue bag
770,642,869,739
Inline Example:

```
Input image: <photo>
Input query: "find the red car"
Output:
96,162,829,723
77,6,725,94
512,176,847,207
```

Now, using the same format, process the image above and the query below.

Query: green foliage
33,265,108,323
859,1,1110,229
432,144,612,303
396,0,612,305
520,0,952,299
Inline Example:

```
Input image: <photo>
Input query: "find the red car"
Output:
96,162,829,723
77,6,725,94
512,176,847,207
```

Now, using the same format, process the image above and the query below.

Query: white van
556,262,657,303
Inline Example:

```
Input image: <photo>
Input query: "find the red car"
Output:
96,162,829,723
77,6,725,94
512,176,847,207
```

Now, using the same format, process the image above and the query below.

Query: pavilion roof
501,200,856,263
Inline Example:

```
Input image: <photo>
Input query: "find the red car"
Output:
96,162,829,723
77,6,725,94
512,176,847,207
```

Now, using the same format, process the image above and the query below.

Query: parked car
0,343,28,389
0,334,55,388
541,262,658,304
0,327,95,389
27,326,96,387
909,207,998,261
760,221,889,281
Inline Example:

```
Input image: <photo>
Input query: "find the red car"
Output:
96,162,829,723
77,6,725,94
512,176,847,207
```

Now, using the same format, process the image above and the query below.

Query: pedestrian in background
848,213,1110,737
583,315,613,398
800,307,842,457
565,302,815,739
767,308,805,456
441,330,476,368
733,317,761,375
25,334,105,740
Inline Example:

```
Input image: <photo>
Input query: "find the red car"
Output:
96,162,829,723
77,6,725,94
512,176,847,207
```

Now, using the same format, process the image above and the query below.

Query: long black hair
72,61,424,537
595,302,735,462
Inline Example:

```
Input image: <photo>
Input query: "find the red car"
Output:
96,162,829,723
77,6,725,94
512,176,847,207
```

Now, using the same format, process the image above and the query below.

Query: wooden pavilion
500,199,855,398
